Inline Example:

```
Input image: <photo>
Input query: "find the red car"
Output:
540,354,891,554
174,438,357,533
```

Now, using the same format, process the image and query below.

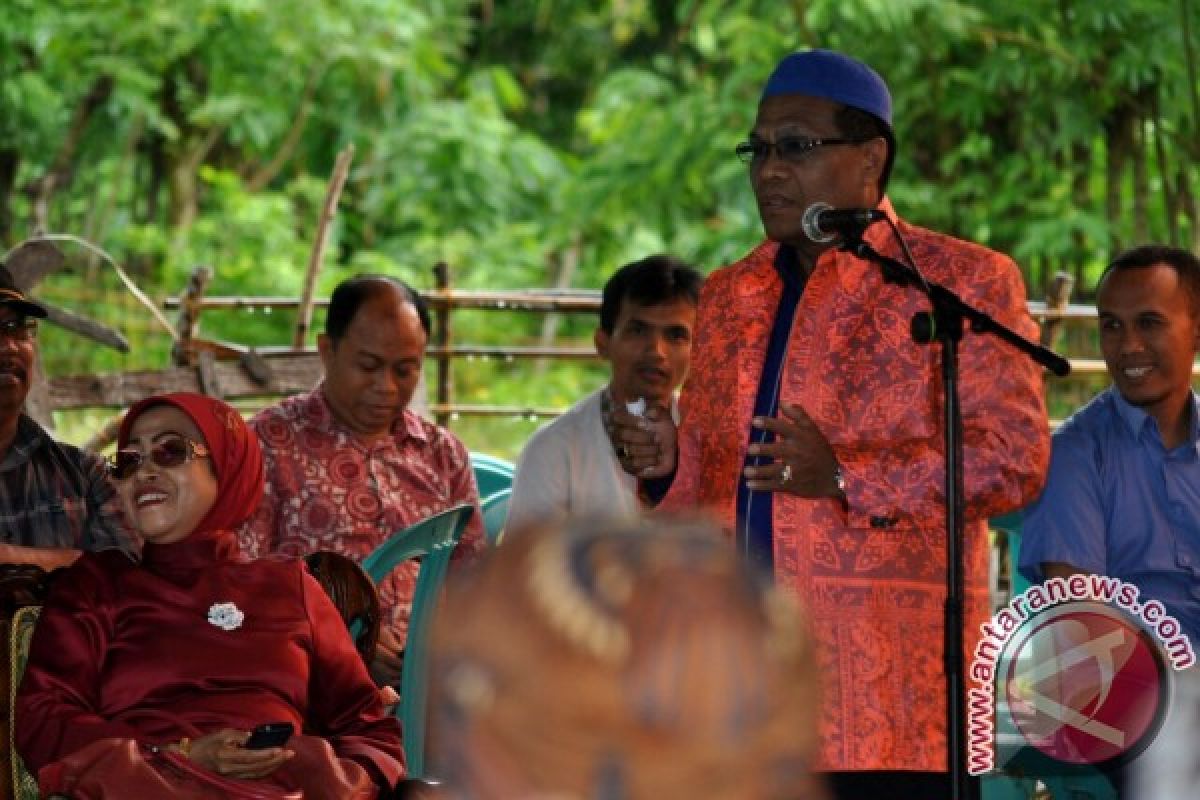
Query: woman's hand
187,728,293,780
380,685,400,714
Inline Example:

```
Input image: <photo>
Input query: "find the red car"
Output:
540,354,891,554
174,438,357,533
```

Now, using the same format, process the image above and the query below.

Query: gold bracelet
149,736,192,758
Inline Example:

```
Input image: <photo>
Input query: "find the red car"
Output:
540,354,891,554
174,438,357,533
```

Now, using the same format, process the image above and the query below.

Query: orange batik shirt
662,199,1049,773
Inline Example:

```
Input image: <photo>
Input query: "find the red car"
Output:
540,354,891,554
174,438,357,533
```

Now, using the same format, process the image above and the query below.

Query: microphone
801,202,886,243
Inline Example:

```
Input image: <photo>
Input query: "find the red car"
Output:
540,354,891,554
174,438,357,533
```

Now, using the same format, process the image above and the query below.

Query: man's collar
311,382,429,444
759,196,897,289
773,243,808,294
1110,387,1148,436
399,407,430,443
1110,387,1200,451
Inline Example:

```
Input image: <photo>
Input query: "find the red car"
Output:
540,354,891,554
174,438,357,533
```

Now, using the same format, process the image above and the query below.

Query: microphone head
800,202,837,244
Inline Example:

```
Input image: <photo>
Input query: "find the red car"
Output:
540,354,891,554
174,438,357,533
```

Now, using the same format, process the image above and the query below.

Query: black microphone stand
838,224,1069,800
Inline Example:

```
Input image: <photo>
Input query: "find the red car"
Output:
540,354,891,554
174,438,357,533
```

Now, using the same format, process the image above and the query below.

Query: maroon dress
16,530,405,798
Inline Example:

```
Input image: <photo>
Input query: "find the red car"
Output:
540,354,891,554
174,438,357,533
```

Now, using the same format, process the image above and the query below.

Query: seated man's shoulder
1055,390,1120,444
1044,392,1136,479
536,391,598,437
517,391,599,463
247,392,323,457
409,411,470,461
40,435,101,470
250,391,312,429
22,424,107,482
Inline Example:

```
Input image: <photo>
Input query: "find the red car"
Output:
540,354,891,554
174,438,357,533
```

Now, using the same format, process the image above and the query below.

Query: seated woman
16,392,404,799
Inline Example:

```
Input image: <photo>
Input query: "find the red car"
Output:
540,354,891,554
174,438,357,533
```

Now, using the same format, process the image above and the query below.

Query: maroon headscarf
118,392,264,536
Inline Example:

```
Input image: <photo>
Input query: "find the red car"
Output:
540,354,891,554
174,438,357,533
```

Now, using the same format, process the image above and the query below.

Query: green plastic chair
991,511,1030,598
480,488,512,546
360,503,475,778
983,510,1117,800
470,452,515,499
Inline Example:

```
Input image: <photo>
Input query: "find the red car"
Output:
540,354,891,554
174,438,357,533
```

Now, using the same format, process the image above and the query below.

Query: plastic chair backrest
360,504,475,778
984,510,1118,800
991,511,1029,597
480,488,512,546
470,453,514,499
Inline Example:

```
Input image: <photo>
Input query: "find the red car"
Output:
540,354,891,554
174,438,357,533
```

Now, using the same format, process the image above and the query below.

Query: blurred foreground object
428,517,825,800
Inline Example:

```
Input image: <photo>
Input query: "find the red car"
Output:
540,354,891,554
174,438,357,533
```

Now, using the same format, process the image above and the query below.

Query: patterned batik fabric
238,386,484,638
662,198,1051,772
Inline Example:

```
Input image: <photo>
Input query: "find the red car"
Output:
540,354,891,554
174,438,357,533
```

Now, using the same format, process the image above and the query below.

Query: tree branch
1149,89,1181,245
1181,0,1200,143
245,64,325,191
26,75,115,231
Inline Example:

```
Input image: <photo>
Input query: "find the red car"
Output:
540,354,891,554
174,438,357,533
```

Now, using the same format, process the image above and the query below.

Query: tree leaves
2,0,1197,453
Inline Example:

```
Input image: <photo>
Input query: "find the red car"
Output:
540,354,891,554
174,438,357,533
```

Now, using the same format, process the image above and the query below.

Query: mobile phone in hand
244,721,294,749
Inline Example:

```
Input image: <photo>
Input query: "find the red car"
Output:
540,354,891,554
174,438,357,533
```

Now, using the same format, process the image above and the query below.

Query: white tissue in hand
625,397,646,417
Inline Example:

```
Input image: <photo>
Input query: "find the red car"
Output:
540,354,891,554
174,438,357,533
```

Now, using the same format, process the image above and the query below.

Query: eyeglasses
109,435,210,481
0,318,37,342
734,135,861,165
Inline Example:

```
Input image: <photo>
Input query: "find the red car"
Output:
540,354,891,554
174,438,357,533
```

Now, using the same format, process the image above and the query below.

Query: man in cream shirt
507,255,700,530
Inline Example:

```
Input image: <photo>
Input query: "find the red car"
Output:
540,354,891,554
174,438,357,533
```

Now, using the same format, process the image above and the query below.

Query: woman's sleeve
15,557,142,772
301,568,406,787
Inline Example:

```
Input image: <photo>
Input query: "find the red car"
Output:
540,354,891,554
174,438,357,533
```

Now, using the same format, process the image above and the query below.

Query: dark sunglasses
734,135,862,165
109,435,210,481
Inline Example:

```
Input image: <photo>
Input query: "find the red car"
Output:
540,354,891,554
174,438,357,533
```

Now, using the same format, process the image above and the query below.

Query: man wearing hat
614,49,1049,796
0,265,134,568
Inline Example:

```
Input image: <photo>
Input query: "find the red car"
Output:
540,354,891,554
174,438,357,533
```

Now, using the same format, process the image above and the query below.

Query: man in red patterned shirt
239,275,484,686
612,49,1049,798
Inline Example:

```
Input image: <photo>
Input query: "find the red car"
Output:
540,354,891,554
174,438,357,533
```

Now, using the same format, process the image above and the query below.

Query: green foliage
3,0,1199,457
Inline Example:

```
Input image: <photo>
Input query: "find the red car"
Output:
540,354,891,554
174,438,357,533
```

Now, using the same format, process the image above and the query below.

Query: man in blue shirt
1020,244,1200,644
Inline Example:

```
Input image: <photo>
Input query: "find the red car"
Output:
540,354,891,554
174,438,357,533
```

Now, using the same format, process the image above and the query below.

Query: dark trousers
825,771,981,800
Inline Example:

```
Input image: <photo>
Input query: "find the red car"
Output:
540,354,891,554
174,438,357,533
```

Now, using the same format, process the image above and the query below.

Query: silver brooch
207,602,245,631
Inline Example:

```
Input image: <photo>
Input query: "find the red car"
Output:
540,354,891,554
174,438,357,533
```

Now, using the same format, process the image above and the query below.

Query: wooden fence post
1040,271,1075,350
433,262,451,428
172,266,212,367
293,144,354,350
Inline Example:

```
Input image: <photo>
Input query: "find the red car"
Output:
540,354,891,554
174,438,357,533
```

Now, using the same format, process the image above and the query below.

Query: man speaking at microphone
612,49,1049,798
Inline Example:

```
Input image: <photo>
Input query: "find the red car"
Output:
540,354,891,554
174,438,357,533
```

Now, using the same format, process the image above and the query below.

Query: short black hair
1100,244,1200,314
835,104,895,194
325,274,431,340
599,255,703,334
